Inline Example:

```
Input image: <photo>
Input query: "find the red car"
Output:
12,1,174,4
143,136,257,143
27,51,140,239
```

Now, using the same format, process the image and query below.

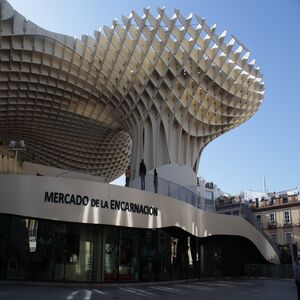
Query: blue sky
9,0,300,194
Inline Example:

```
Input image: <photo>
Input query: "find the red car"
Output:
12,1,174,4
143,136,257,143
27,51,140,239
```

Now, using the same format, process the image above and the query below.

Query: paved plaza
0,279,296,300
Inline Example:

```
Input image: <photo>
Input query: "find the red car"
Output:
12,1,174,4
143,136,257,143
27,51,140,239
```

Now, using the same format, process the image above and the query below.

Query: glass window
33,220,55,281
7,217,39,280
282,197,288,204
205,191,213,201
285,232,293,244
191,194,195,206
63,223,94,282
119,228,140,282
270,233,277,244
256,215,261,225
157,230,171,281
205,196,214,212
103,227,119,282
284,211,291,224
140,230,157,281
6,217,54,281
0,214,10,279
26,219,38,253
6,217,96,282
269,212,276,225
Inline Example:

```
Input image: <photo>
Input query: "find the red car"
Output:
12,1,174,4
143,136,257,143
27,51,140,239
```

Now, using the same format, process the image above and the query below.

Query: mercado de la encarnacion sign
44,191,159,216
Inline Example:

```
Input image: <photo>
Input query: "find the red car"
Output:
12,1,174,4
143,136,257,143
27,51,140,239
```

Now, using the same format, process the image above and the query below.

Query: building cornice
252,202,300,212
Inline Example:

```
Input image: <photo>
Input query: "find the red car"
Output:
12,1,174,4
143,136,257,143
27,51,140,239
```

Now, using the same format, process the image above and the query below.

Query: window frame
283,210,291,224
256,214,262,226
285,231,293,244
269,212,276,225
269,232,277,244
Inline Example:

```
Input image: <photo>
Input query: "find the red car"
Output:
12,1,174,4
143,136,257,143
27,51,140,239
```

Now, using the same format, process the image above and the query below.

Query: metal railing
129,175,279,257
129,174,214,211
268,222,277,229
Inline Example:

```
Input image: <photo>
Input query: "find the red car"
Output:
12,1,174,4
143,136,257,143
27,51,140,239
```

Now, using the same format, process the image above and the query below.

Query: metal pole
13,150,18,174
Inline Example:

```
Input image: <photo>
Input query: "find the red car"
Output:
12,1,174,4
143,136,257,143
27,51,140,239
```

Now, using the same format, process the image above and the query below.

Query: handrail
134,175,280,257
129,174,215,211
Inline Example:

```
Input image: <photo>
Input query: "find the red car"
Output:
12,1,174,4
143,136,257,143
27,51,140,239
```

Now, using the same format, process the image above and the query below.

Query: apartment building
250,189,300,249
197,177,224,212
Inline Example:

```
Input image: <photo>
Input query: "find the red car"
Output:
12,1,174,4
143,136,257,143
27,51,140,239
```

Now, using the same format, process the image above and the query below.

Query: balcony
283,221,292,228
268,222,277,229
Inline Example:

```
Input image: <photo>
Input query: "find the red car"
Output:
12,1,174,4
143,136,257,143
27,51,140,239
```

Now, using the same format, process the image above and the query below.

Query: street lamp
9,140,26,174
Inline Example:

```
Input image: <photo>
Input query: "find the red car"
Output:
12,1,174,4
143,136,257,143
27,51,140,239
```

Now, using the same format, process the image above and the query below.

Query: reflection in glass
1,214,199,282
25,219,38,253
7,217,30,279
63,223,94,282
157,229,171,280
104,227,119,282
0,215,9,279
140,230,157,281
33,221,53,280
119,228,139,281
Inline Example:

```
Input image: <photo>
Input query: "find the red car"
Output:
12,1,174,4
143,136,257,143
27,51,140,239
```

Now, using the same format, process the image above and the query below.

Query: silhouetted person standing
153,169,158,193
125,166,131,187
139,159,146,190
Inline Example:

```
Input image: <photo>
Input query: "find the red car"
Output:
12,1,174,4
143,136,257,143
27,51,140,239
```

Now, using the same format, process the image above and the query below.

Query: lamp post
9,140,26,174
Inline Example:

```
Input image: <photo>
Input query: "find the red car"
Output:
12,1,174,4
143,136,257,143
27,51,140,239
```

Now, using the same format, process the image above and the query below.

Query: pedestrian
139,159,146,190
125,166,131,187
153,169,158,193
294,261,300,299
